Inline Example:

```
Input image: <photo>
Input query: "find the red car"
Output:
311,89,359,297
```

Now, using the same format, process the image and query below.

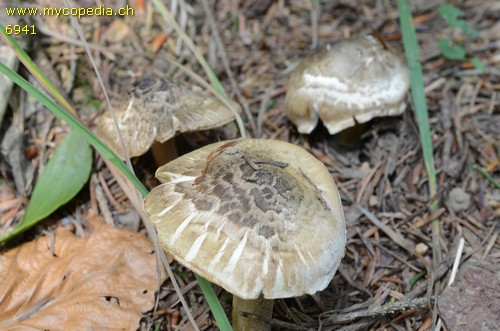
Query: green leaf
437,4,463,25
438,39,466,60
456,20,479,38
469,57,485,73
437,4,479,38
1,130,92,242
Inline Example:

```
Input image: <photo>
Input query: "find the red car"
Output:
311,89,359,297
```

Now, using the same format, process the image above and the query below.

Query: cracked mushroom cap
144,138,346,299
285,35,410,134
96,78,240,159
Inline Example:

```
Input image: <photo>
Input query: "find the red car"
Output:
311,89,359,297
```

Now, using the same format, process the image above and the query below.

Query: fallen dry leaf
0,214,165,330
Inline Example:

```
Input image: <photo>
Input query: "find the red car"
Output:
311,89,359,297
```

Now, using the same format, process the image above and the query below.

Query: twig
41,229,56,256
94,179,114,226
320,297,432,325
97,171,123,213
338,265,374,298
353,203,417,256
16,298,53,323
243,154,260,170
400,185,448,225
482,227,498,260
239,312,313,330
373,242,422,273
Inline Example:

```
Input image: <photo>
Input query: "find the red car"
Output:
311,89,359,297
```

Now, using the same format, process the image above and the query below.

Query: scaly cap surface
96,78,239,158
144,139,346,299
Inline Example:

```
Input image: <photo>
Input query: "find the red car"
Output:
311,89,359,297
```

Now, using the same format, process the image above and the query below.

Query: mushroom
96,77,240,164
285,35,410,134
143,138,346,330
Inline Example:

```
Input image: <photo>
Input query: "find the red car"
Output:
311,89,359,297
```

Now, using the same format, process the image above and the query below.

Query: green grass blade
0,63,148,198
397,0,438,202
0,130,92,242
196,275,233,331
398,0,443,273
0,23,77,117
475,166,500,189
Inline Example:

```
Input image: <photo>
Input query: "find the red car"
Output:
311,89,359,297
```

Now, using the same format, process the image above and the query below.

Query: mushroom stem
232,296,273,331
332,122,370,149
151,139,178,166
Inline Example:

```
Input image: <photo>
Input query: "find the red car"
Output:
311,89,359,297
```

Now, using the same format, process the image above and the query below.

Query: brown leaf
0,215,165,330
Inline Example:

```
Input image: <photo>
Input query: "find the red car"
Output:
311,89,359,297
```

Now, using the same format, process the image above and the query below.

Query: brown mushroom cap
285,35,410,134
96,78,240,158
144,138,346,299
